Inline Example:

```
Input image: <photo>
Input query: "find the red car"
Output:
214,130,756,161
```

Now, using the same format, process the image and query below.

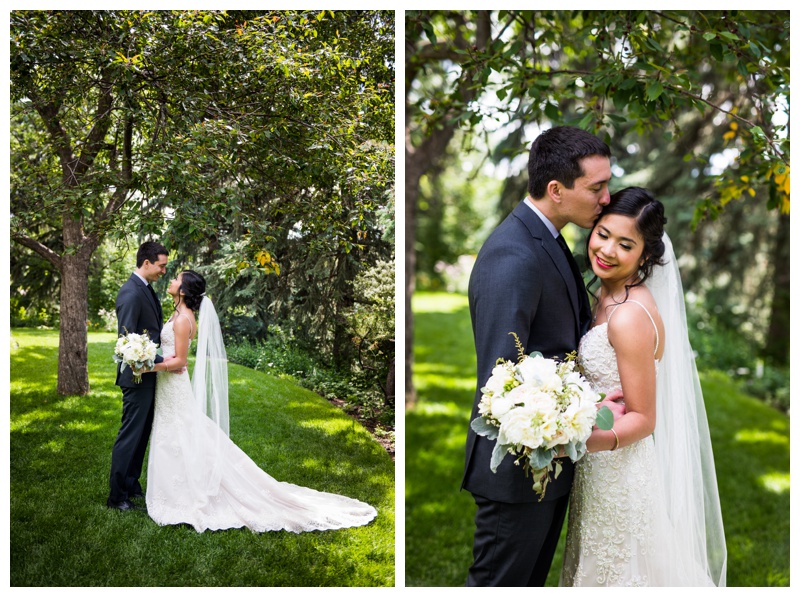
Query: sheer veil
646,233,727,586
188,295,229,496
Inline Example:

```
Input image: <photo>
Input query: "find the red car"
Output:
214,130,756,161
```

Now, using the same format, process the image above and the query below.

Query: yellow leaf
255,250,271,267
780,197,790,214
730,121,738,131
740,175,749,183
748,188,756,197
723,131,736,141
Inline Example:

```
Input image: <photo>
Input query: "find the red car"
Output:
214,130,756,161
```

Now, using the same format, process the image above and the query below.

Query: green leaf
595,405,614,430
646,80,664,101
577,111,594,130
544,102,560,121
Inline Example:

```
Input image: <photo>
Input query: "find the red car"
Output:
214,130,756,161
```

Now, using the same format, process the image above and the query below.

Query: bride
560,187,726,586
143,270,377,533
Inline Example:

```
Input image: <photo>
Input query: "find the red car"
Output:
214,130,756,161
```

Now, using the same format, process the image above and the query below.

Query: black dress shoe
107,498,136,511
129,491,145,500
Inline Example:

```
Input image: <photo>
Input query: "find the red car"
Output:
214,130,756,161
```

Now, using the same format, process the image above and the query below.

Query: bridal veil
647,233,727,586
188,295,229,498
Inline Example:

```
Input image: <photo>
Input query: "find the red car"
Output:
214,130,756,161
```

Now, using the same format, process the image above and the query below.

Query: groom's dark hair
527,126,611,199
136,241,168,267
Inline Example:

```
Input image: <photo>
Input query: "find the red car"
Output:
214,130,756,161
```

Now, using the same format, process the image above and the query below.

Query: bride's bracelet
610,428,619,451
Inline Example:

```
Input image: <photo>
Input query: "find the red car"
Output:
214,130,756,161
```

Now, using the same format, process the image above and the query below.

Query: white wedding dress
560,302,715,586
145,317,377,533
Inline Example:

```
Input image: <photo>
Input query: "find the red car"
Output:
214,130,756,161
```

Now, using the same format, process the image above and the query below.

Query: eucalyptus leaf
595,405,615,430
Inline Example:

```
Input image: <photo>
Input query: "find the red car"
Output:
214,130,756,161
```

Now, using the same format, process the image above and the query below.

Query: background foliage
405,10,789,408
10,10,395,418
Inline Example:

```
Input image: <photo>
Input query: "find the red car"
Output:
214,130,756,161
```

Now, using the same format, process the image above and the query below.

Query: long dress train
146,318,377,533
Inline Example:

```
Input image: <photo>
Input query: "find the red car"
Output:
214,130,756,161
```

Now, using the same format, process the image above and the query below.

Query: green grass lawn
406,291,789,587
10,328,394,587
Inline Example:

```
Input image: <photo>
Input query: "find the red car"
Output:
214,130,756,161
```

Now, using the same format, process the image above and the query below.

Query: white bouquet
113,330,158,384
471,333,612,500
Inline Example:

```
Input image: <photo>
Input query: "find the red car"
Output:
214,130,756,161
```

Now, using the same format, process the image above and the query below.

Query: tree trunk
763,212,789,366
385,355,395,407
56,252,92,395
404,11,491,409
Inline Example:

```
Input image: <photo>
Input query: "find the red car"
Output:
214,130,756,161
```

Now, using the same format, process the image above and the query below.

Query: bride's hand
162,356,186,375
600,389,626,421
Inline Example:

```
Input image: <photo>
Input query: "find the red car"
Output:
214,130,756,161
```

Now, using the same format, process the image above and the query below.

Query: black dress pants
467,492,571,586
108,385,155,502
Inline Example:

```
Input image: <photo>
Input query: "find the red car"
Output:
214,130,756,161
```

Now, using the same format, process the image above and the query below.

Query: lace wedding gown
560,303,714,586
145,319,377,533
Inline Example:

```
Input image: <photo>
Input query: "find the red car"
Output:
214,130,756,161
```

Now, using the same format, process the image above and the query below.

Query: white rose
560,400,597,442
506,384,557,412
490,394,516,421
498,406,544,448
482,365,513,396
516,355,558,389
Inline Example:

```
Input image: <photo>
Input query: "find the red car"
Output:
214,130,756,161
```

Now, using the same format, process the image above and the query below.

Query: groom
463,126,615,586
107,241,168,511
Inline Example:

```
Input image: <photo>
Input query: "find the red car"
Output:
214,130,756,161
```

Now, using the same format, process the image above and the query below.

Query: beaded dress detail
560,302,714,586
146,318,377,533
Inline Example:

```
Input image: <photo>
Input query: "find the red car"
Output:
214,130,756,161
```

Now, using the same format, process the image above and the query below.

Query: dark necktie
147,284,163,323
556,234,592,334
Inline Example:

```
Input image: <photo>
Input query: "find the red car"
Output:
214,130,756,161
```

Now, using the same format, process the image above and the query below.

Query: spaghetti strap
607,300,659,356
181,312,195,339
170,311,195,339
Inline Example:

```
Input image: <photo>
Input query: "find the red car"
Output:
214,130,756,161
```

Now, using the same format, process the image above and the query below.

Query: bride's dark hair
178,270,206,312
586,186,668,299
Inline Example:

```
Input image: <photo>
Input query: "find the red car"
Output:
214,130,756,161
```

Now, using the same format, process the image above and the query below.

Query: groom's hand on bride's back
601,389,626,420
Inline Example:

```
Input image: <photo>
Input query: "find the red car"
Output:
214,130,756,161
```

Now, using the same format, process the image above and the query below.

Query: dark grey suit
464,200,591,586
108,274,164,502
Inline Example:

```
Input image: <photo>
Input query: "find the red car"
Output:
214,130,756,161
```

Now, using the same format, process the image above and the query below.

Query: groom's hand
601,389,626,421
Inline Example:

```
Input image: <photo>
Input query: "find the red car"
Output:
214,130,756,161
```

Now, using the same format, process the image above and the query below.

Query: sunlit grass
406,291,789,588
10,328,395,587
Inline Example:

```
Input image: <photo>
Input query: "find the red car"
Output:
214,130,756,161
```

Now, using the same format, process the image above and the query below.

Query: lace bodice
160,318,175,356
577,323,621,395
578,299,660,395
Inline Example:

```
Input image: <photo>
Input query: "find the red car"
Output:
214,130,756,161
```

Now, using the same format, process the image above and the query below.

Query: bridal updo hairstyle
591,186,668,287
178,270,206,312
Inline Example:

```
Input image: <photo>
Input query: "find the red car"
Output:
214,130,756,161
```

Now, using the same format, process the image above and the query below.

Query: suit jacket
462,200,592,503
115,274,164,389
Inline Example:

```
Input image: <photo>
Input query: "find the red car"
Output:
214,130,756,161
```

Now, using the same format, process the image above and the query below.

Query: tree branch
11,233,62,271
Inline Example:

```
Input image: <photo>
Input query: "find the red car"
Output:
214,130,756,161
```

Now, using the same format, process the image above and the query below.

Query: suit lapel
513,201,583,340
132,275,162,330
